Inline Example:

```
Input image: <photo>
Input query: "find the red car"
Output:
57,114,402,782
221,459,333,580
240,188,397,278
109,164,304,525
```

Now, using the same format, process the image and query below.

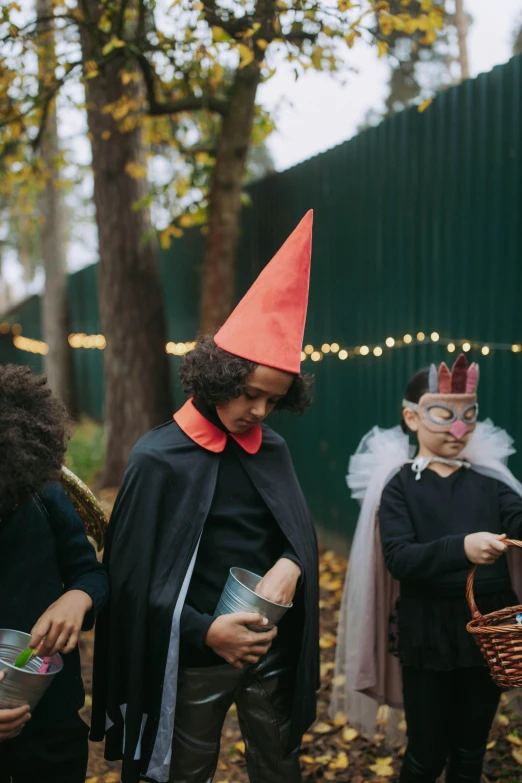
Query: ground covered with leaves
82,546,522,783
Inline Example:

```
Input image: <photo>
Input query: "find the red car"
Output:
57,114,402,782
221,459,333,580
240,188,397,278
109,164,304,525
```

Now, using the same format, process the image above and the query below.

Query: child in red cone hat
92,212,320,783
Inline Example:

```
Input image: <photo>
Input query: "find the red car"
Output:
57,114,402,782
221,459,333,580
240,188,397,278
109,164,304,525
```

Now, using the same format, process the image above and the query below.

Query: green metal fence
2,56,522,554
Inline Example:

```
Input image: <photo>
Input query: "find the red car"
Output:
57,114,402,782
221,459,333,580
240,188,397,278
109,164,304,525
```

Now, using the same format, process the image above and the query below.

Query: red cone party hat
214,210,313,374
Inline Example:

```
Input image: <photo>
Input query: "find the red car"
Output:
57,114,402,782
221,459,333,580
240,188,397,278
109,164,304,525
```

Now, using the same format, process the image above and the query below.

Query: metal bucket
0,629,63,719
214,568,292,631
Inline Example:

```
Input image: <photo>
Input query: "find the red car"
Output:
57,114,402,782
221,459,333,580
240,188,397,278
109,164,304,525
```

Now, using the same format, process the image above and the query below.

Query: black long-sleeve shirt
379,466,522,669
180,405,302,667
0,482,109,730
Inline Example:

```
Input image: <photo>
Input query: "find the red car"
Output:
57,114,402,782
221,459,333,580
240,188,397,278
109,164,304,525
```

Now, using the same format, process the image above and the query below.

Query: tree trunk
81,6,172,486
200,61,262,333
37,0,74,411
454,0,470,81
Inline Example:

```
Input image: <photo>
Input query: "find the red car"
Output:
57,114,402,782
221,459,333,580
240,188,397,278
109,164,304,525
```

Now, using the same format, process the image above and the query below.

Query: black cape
91,418,319,783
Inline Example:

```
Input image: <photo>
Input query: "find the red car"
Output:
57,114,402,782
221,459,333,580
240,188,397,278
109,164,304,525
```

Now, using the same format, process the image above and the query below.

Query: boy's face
216,365,293,435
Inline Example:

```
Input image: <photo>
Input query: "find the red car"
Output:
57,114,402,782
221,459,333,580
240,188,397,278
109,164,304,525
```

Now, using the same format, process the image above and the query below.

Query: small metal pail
0,629,63,718
214,567,292,631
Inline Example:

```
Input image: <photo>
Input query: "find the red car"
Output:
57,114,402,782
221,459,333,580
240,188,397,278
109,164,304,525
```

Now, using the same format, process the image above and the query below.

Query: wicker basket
466,539,522,688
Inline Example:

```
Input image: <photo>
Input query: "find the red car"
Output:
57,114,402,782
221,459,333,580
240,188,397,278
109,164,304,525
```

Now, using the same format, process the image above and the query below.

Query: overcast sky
261,0,522,169
2,0,521,302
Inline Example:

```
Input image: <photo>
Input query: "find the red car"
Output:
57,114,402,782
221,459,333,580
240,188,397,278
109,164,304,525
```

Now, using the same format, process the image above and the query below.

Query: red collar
173,399,263,455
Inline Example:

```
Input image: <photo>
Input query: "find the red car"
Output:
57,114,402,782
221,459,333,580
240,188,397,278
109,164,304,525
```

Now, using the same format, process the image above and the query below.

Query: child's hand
465,532,507,565
255,558,301,606
205,613,277,669
0,672,31,740
29,590,93,657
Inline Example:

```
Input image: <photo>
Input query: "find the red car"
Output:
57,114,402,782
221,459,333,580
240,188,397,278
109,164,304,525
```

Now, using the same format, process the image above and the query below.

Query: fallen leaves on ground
81,544,522,782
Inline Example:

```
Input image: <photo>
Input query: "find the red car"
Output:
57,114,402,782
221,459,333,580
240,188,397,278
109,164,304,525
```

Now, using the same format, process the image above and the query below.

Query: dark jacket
91,419,320,783
0,482,109,732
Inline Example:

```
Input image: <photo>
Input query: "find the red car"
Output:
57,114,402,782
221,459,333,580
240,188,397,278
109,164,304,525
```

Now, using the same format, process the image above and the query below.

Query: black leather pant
169,647,301,783
400,666,501,783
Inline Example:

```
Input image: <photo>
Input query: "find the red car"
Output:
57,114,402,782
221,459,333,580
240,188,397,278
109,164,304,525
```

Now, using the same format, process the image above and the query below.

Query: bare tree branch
135,52,228,117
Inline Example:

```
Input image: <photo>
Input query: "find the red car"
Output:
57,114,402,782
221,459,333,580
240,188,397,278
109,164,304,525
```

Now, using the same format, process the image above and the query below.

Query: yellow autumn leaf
329,751,349,770
313,721,333,734
379,13,393,36
234,740,245,754
121,71,134,85
98,12,111,33
377,40,389,58
102,130,111,140
320,661,335,678
342,727,359,742
392,15,406,31
369,764,394,777
486,740,496,750
256,39,268,50
238,44,254,69
332,711,347,726
300,755,316,765
179,214,196,228
85,778,99,783
429,9,444,29
507,733,522,746
125,161,147,180
302,733,313,742
345,31,356,48
212,26,229,43
404,18,418,34
104,774,121,783
316,755,332,765
420,28,437,45
497,713,510,727
84,61,99,80
338,0,354,10
369,757,395,776
420,0,432,9
102,36,125,56
333,674,345,687
418,98,432,113
512,747,522,765
193,1,204,8
319,633,336,649
159,232,171,250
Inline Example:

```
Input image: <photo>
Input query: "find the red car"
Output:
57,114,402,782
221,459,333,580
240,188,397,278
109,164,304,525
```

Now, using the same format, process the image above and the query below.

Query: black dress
379,465,522,670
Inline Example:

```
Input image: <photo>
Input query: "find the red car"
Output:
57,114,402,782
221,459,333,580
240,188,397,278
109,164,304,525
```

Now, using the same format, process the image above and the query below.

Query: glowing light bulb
374,346,383,356
385,337,395,348
300,351,306,361
339,350,348,360
431,332,440,342
330,343,340,353
417,332,425,341
322,343,331,353
512,345,521,353
447,343,456,353
403,334,413,344
311,351,322,362
481,346,490,356
360,345,369,356
304,344,314,355
462,342,471,352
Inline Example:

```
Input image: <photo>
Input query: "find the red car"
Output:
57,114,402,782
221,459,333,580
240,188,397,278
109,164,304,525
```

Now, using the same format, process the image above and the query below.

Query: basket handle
466,538,522,620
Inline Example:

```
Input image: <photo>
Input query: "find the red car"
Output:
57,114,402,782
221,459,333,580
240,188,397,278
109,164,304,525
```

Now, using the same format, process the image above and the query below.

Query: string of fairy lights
2,322,521,361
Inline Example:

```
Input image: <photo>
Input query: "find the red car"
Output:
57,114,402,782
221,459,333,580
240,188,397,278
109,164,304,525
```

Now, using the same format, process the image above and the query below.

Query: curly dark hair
179,336,314,414
0,365,71,516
